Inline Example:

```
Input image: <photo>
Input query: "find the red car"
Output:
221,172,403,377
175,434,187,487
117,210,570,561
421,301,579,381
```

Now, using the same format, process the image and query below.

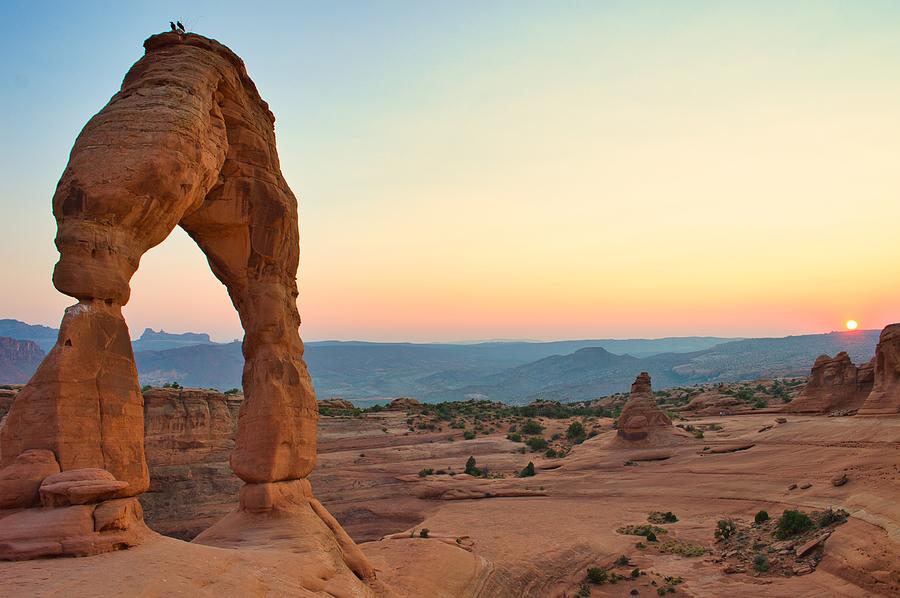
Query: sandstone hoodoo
0,31,372,583
614,372,675,443
785,352,874,414
858,323,900,415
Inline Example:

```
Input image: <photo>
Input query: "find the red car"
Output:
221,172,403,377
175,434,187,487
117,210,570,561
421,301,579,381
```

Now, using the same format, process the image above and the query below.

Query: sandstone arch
0,33,370,580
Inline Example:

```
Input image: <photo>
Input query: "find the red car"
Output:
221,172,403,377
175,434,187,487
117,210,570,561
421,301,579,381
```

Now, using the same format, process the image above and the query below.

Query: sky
1,1,899,342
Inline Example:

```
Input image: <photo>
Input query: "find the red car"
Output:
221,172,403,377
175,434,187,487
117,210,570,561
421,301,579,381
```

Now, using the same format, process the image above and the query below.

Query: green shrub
775,510,813,539
714,519,737,541
464,456,481,476
545,448,558,458
646,531,658,542
224,388,241,395
615,555,630,566
506,432,522,442
419,528,429,538
753,398,767,409
463,430,475,440
752,553,770,572
577,583,592,597
648,511,678,524
692,429,705,439
566,421,586,442
631,568,641,578
525,436,548,451
586,567,608,584
518,462,535,477
521,419,544,435
418,468,433,477
754,510,770,524
817,507,848,528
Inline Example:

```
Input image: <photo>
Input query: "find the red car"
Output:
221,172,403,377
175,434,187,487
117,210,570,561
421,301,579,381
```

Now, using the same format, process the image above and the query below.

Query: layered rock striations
785,352,874,414
859,324,900,415
141,387,242,539
0,31,372,584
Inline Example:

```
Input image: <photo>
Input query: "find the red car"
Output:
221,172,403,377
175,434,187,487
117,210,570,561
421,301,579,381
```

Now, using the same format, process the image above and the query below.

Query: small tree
518,461,535,477
754,510,770,524
464,456,481,476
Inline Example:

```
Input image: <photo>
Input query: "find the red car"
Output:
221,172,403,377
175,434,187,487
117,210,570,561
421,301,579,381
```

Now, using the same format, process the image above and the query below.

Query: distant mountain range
0,318,881,403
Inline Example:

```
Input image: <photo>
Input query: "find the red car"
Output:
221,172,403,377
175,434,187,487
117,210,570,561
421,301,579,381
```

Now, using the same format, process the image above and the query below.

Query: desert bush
463,431,475,440
464,456,481,476
714,519,737,541
754,510,770,524
658,539,706,557
752,553,770,572
775,510,813,539
648,511,678,523
521,419,544,435
586,567,608,584
506,432,522,442
525,436,548,451
419,528,429,538
545,448,558,458
566,421,586,442
617,524,666,538
817,507,848,528
692,429,705,439
518,462,535,477
615,555,630,566
418,468,433,477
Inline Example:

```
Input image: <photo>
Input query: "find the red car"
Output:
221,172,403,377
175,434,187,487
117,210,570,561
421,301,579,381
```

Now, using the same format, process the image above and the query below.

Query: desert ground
3,400,898,597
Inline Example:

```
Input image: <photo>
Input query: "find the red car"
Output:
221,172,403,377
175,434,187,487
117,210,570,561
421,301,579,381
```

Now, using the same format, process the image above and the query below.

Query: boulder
0,449,60,509
39,468,129,507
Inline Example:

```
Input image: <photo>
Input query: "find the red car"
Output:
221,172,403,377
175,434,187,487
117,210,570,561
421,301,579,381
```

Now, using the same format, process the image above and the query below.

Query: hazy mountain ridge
0,319,879,403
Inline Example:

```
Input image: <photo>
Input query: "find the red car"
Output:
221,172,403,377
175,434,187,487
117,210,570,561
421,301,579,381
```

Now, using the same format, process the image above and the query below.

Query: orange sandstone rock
858,324,900,415
616,372,672,442
785,352,874,414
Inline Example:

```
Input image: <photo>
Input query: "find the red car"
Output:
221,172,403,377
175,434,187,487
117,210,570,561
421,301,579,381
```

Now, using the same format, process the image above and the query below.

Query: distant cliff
0,337,44,384
132,328,214,352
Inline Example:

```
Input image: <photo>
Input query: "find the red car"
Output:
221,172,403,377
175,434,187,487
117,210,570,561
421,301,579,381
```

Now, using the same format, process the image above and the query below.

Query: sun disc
846,319,858,331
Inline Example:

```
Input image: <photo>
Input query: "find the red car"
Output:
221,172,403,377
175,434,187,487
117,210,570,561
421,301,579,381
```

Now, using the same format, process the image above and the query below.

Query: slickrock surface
785,352,874,413
859,324,900,414
3,412,899,596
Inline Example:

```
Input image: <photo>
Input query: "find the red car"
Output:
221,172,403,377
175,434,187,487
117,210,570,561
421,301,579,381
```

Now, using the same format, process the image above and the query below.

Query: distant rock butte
859,324,900,415
0,30,371,586
785,352,874,414
0,337,44,385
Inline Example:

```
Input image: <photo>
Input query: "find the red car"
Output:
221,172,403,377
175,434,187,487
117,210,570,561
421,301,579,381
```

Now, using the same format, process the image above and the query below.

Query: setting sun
846,319,859,330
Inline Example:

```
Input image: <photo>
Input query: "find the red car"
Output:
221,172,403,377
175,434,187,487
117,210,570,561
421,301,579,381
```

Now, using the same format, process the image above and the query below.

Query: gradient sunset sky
1,1,899,342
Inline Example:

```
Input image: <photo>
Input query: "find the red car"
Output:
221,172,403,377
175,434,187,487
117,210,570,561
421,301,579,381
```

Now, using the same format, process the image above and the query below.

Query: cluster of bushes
648,511,678,524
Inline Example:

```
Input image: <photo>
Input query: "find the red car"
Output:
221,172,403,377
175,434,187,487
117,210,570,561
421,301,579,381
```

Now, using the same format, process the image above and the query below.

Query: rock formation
386,397,423,411
319,398,357,411
0,31,372,583
615,372,674,442
141,387,243,538
858,324,900,415
784,352,874,414
0,338,44,385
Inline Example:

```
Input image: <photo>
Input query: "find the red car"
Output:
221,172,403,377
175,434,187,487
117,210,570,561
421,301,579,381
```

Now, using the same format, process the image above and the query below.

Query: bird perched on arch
169,21,176,32
176,21,186,33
